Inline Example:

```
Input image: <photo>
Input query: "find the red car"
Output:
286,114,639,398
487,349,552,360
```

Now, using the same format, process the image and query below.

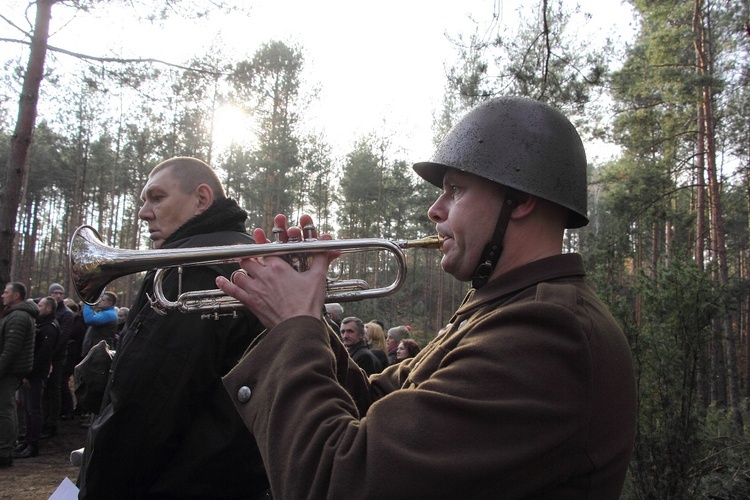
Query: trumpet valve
302,223,316,241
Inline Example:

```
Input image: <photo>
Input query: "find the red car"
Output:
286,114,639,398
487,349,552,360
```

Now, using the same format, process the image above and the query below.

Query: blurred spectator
43,283,73,439
369,319,385,331
114,307,129,348
365,322,389,369
340,317,382,375
81,292,118,355
15,297,58,459
386,325,410,365
395,339,421,363
60,300,86,420
0,283,36,468
324,303,344,334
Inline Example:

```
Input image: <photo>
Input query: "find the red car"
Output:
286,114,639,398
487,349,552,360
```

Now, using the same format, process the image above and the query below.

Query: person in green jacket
0,282,36,468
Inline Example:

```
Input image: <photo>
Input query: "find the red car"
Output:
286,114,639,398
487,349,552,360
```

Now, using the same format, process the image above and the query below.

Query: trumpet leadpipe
394,234,443,250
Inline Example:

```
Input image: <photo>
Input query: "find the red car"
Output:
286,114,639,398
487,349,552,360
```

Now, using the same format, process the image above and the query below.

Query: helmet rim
413,97,589,229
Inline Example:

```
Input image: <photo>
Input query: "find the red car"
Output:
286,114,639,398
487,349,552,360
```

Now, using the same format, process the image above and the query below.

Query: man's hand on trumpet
216,214,335,330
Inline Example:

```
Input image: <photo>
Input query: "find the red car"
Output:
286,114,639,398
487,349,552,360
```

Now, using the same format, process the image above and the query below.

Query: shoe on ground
14,443,39,459
13,441,27,453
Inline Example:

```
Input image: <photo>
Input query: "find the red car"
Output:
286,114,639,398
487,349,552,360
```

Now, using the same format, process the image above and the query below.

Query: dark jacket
387,346,398,366
370,346,389,369
348,339,382,375
0,300,38,378
64,314,86,378
79,198,269,499
224,253,637,499
53,302,74,362
28,313,59,380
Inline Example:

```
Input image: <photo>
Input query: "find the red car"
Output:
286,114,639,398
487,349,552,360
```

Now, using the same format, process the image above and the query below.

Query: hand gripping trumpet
69,224,442,318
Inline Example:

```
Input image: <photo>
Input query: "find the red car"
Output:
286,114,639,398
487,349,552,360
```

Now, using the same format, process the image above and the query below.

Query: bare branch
0,36,225,76
0,12,32,39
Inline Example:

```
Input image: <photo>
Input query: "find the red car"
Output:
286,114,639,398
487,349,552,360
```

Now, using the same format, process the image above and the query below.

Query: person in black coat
15,297,58,458
78,157,269,498
43,283,73,438
60,300,86,419
340,317,382,375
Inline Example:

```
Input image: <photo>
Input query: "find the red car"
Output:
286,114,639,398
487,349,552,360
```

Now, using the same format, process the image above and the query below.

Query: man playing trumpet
218,97,636,498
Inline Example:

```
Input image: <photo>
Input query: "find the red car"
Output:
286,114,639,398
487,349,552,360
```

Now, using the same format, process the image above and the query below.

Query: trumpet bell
69,225,129,305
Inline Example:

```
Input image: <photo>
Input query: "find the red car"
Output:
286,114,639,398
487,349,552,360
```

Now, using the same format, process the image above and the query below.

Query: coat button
237,386,252,403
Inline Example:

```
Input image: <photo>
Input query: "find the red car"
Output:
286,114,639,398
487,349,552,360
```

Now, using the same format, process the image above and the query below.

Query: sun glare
212,105,258,153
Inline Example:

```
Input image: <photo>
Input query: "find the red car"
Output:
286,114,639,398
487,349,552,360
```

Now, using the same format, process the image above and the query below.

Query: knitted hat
48,283,65,295
388,325,410,343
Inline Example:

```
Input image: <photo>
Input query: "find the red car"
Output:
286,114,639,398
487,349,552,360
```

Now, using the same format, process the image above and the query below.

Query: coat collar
456,253,586,316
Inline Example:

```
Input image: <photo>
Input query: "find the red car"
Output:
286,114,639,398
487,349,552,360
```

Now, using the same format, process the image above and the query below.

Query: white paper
49,477,79,500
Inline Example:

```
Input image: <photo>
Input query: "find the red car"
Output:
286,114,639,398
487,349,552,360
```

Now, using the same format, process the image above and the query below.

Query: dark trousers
44,357,64,429
0,376,21,459
20,377,44,445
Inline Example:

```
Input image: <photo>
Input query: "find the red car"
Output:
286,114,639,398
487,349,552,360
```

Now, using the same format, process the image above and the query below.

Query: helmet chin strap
471,189,519,289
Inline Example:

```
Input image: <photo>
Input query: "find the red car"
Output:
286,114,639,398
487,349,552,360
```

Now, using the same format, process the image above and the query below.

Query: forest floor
0,415,87,499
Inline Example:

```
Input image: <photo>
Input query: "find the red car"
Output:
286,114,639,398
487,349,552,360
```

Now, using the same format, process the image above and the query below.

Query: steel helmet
413,96,588,228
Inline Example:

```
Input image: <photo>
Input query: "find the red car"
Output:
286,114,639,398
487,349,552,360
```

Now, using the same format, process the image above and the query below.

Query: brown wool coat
224,253,636,499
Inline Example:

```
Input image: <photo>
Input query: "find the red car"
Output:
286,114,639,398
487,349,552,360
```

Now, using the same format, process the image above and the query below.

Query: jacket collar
347,339,368,354
456,253,586,316
2,299,39,319
162,197,247,248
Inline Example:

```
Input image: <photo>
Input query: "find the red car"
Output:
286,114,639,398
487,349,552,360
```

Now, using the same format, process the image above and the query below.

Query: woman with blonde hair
365,322,389,369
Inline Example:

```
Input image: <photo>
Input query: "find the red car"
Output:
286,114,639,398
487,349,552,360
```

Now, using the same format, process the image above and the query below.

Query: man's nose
138,202,151,220
428,196,447,223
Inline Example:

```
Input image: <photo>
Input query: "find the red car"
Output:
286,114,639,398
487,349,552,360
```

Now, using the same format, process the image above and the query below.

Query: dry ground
0,416,87,499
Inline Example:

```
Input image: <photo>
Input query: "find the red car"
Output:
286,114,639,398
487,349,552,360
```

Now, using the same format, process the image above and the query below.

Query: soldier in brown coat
218,97,637,499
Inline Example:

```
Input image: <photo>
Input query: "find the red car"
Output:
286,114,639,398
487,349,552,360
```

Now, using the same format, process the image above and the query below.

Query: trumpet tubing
69,225,442,316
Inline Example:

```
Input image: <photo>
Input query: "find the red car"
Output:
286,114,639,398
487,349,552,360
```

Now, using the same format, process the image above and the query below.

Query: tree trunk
694,1,711,412
19,198,39,291
695,0,744,432
0,0,55,285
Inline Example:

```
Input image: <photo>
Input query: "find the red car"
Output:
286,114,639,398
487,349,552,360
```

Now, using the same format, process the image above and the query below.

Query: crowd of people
0,281,120,466
324,304,421,375
0,97,636,498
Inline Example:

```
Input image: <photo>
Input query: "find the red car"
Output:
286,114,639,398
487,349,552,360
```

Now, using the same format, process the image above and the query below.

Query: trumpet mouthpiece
401,235,443,250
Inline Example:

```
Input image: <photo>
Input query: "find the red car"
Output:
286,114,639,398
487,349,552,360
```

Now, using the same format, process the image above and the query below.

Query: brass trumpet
69,225,441,317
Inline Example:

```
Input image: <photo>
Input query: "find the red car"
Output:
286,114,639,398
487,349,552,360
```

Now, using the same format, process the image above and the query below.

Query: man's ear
510,193,538,220
195,184,214,214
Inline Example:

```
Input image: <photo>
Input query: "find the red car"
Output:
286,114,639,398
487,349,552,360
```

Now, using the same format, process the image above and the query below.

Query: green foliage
627,258,721,499
338,137,384,237
228,41,304,229
692,407,750,499
298,133,336,233
334,135,457,331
